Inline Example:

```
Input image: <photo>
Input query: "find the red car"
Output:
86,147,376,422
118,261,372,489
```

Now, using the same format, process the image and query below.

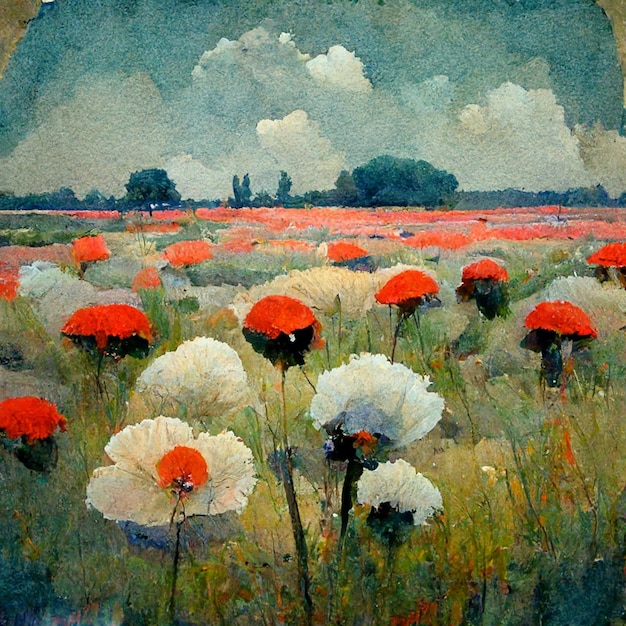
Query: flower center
156,446,209,496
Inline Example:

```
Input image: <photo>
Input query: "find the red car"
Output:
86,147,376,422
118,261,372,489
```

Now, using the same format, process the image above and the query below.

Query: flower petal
86,465,176,526
186,431,257,516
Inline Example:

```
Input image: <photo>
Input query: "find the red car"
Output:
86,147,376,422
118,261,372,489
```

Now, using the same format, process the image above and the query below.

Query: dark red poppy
71,234,111,264
61,303,153,359
132,267,162,292
162,240,213,267
0,396,67,442
156,446,209,497
587,242,626,288
375,270,439,316
243,295,324,368
457,259,510,319
521,300,597,387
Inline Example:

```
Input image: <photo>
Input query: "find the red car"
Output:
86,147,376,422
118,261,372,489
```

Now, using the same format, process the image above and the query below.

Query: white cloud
0,73,167,197
436,82,594,191
575,123,626,197
305,45,372,93
165,154,228,200
256,110,346,194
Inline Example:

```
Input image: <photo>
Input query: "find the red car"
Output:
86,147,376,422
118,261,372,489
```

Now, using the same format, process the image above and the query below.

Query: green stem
279,369,313,625
168,520,183,624
340,457,363,543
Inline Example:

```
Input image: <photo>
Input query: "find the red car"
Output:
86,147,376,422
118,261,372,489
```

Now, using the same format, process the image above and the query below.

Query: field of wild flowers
1,205,626,625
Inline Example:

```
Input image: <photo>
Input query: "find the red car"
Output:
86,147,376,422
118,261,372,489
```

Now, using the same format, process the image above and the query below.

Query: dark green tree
241,174,252,206
275,171,292,206
231,175,243,208
123,169,181,212
352,155,458,208
333,169,359,206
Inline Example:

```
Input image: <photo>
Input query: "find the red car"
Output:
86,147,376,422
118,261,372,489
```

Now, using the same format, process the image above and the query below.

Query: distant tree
252,191,275,208
275,171,292,206
123,169,181,213
333,169,359,206
352,155,458,208
231,175,243,208
241,174,252,206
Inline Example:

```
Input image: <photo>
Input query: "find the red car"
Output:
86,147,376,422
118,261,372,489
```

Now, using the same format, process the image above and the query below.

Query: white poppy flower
231,266,380,320
356,459,442,526
135,337,255,419
309,353,444,447
86,416,257,527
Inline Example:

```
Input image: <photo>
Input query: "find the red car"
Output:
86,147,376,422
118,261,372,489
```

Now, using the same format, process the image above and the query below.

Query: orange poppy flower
71,234,111,264
375,270,439,315
132,267,162,292
326,241,369,263
156,445,209,496
457,259,510,319
243,295,324,368
524,300,597,339
61,303,153,358
522,300,597,388
0,396,67,442
461,259,509,283
586,242,626,267
0,268,19,301
162,240,213,267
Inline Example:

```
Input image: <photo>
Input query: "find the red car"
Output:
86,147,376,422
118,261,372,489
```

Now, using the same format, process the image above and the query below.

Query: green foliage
123,168,181,209
275,171,293,206
352,154,459,208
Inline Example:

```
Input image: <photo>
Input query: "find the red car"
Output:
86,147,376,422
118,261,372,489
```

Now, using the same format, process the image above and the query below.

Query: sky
0,0,624,200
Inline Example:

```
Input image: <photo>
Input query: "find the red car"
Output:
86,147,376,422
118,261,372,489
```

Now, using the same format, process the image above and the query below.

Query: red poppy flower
243,295,324,368
71,234,111,264
587,242,626,288
521,300,597,388
0,396,67,442
586,242,626,267
326,242,369,263
132,267,162,292
61,303,153,359
375,270,439,315
0,267,19,301
461,259,509,283
162,240,213,267
457,259,510,319
156,445,209,496
524,300,597,339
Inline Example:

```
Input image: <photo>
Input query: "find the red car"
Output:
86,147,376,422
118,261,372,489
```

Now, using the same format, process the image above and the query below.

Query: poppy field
1,205,626,625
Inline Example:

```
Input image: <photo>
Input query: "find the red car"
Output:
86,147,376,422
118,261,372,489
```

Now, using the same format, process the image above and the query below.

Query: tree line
1,155,624,211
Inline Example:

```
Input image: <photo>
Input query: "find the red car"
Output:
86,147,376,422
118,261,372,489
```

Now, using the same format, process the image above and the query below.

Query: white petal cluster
231,266,379,320
356,459,442,526
135,337,254,419
86,416,257,527
309,353,444,447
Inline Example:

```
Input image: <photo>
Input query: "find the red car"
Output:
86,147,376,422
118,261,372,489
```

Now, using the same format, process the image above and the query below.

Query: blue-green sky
0,0,624,199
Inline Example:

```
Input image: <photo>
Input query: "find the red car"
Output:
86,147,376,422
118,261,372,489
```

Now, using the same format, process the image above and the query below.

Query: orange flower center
156,446,209,496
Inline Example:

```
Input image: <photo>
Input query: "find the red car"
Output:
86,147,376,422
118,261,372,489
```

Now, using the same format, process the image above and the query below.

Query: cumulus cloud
574,123,626,197
0,73,167,197
431,82,594,191
305,45,372,93
165,154,229,201
0,19,614,201
256,110,346,193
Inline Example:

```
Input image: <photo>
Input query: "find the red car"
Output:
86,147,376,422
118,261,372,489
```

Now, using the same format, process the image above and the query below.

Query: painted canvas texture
0,1,626,624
